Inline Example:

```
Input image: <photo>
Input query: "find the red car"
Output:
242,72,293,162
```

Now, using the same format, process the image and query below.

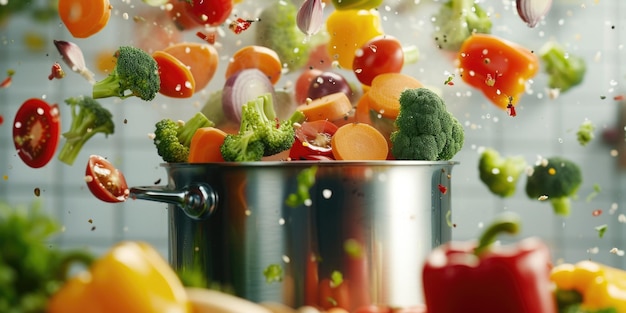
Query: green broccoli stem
550,197,571,216
92,73,121,99
452,0,472,20
177,113,214,147
58,118,105,165
474,212,521,256
288,110,306,125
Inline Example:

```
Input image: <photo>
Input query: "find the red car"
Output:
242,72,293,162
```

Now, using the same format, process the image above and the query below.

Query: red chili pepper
0,69,15,88
507,102,517,117
422,213,557,313
196,31,216,44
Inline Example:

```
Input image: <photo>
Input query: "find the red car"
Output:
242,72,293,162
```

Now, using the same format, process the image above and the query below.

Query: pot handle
129,183,217,220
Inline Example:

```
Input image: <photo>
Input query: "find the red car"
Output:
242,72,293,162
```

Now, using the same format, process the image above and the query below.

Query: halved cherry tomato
85,155,129,203
12,98,61,168
289,120,338,160
352,35,404,86
183,0,233,27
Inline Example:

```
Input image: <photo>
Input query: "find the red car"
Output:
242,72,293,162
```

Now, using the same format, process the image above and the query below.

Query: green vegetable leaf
330,270,343,288
263,264,283,283
595,224,608,238
285,166,318,208
577,120,595,146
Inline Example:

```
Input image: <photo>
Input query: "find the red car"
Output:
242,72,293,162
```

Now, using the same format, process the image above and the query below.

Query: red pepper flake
196,31,216,44
438,184,447,194
592,209,602,217
0,69,15,88
506,97,517,117
0,115,4,125
229,18,256,34
48,62,65,80
614,95,624,101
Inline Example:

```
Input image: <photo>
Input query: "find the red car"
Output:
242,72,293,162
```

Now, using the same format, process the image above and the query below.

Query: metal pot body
130,161,456,310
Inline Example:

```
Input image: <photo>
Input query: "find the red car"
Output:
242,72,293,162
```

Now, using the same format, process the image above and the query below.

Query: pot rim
161,160,460,168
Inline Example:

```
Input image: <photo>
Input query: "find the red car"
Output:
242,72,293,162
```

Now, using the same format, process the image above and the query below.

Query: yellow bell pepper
326,9,384,70
551,260,626,312
47,241,191,313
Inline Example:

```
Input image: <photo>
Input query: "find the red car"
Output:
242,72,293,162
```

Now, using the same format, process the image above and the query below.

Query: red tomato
167,0,202,31
12,98,61,168
295,68,323,104
85,155,129,203
352,36,404,86
289,120,338,160
184,0,233,27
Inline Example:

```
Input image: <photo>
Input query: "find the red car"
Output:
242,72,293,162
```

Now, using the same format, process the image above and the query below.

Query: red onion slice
222,69,276,124
517,0,553,28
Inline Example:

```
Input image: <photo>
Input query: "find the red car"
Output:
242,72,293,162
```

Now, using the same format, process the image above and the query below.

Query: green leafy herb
577,120,595,146
595,224,608,238
285,165,318,208
263,264,283,283
586,184,601,202
330,270,343,288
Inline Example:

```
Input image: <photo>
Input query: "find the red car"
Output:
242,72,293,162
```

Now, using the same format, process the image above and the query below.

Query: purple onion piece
222,69,276,124
516,0,553,28
297,0,324,37
53,40,96,84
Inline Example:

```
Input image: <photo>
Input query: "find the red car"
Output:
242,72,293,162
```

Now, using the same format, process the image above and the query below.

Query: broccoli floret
577,120,595,146
92,46,160,101
220,93,306,162
539,41,586,93
153,112,214,163
432,0,492,51
478,148,527,198
57,96,114,165
525,157,583,216
255,0,312,71
390,88,465,161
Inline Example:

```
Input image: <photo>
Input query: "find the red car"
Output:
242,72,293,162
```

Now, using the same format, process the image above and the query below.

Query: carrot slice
58,0,112,38
188,127,227,163
296,92,353,122
367,73,423,120
331,123,388,160
163,42,219,92
225,45,283,85
152,50,196,98
354,92,373,125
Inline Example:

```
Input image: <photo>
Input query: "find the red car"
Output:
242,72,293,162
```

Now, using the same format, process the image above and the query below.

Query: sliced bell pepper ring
458,33,539,110
47,241,191,313
551,260,624,312
422,212,557,313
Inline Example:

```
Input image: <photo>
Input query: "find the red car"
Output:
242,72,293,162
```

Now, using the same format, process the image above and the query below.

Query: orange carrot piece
188,127,227,163
58,0,111,38
367,73,422,120
152,50,196,98
331,123,388,161
163,42,219,92
225,45,283,85
296,92,353,122
354,92,373,125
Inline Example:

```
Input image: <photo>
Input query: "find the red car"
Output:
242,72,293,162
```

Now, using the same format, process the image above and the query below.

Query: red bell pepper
422,213,557,313
458,33,539,110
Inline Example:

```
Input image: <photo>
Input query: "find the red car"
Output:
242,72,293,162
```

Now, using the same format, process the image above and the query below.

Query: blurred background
1,0,625,268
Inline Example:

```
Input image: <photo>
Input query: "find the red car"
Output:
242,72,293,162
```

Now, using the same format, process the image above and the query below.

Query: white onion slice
516,0,553,28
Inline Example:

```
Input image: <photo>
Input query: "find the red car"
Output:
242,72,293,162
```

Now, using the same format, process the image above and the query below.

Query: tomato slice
85,155,129,203
184,0,233,27
289,120,338,160
12,98,61,168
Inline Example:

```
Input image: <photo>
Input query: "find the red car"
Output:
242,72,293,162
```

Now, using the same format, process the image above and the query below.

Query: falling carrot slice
152,50,196,98
58,0,112,38
163,42,219,92
225,45,283,85
296,92,353,122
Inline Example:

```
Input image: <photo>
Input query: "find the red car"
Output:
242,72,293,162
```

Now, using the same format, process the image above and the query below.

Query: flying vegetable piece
58,96,114,166
92,46,160,101
551,261,623,313
390,88,465,161
285,165,318,207
423,212,557,313
525,156,583,216
255,0,312,71
297,0,324,37
220,93,306,162
478,148,527,198
48,62,65,80
539,41,586,93
577,120,595,146
432,0,492,52
458,34,539,110
53,39,96,83
326,8,384,70
153,112,214,163
330,0,382,10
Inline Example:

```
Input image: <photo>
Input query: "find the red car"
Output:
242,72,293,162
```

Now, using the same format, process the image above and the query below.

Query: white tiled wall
1,0,626,268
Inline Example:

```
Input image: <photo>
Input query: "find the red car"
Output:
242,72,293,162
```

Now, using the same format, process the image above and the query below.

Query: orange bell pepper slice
457,33,539,110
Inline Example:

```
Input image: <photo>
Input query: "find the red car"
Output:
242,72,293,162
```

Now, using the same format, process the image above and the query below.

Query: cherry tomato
85,155,129,203
289,120,338,160
295,68,323,104
353,35,404,86
167,0,202,31
307,71,353,101
184,0,233,27
12,98,61,168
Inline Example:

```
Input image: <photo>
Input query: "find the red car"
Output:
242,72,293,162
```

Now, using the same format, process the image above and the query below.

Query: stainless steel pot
129,161,457,310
